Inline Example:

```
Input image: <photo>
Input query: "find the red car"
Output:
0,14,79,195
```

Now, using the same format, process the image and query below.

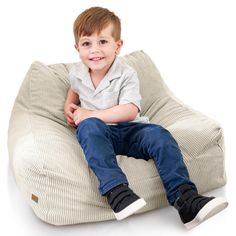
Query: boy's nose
90,43,100,54
90,49,100,54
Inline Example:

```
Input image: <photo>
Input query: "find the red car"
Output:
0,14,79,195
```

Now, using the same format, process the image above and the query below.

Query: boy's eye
81,41,91,47
100,39,108,45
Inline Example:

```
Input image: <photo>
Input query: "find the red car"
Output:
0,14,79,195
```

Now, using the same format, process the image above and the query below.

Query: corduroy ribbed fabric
8,51,226,225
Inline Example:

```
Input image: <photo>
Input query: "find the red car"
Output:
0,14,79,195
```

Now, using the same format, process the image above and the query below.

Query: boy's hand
64,103,79,127
73,107,93,125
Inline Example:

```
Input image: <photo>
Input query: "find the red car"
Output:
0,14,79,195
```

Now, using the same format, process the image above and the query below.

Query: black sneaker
106,184,146,220
174,184,228,229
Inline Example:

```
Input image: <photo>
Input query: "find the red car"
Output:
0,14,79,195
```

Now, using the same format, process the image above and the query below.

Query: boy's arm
73,69,141,125
93,103,138,123
64,88,80,126
73,103,138,125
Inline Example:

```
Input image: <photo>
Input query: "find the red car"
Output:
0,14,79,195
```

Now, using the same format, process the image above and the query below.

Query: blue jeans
76,117,197,205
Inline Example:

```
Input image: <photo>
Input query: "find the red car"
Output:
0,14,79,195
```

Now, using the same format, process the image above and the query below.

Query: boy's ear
115,40,123,55
74,44,79,52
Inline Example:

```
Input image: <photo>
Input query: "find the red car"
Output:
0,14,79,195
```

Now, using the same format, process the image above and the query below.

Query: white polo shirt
69,57,149,123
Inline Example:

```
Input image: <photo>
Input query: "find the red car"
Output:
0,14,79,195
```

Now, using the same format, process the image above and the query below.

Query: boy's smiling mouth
89,57,105,61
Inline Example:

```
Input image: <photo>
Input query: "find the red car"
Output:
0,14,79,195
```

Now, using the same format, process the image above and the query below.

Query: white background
0,0,235,235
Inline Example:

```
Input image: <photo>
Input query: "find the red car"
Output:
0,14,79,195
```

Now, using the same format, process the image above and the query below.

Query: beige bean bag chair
8,51,226,225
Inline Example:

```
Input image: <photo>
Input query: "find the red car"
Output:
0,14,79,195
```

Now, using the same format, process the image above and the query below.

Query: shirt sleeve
69,67,78,93
118,70,142,111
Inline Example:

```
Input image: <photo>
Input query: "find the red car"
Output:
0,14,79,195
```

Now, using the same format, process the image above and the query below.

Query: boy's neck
90,69,106,81
89,69,108,89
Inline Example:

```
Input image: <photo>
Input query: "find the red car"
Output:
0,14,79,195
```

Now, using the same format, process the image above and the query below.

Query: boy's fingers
69,103,79,110
67,121,76,127
67,111,74,119
66,118,76,127
67,116,74,122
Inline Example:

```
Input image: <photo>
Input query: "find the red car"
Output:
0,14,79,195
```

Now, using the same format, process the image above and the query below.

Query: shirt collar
72,57,123,94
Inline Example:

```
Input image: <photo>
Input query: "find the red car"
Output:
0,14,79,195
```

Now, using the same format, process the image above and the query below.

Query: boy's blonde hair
73,7,121,44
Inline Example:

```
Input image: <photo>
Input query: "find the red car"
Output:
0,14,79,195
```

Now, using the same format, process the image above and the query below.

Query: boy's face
75,23,123,75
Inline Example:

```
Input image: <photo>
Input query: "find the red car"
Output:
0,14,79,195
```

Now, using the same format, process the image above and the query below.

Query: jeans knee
76,117,106,140
146,125,177,147
158,127,178,147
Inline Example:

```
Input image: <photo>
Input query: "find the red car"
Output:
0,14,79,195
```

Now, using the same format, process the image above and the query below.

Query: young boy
64,6,228,229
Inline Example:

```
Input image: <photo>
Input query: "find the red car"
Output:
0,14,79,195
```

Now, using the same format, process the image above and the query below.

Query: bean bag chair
8,51,226,225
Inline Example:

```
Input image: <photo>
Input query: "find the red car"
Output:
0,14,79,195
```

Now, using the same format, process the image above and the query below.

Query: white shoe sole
113,198,146,221
184,197,228,230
